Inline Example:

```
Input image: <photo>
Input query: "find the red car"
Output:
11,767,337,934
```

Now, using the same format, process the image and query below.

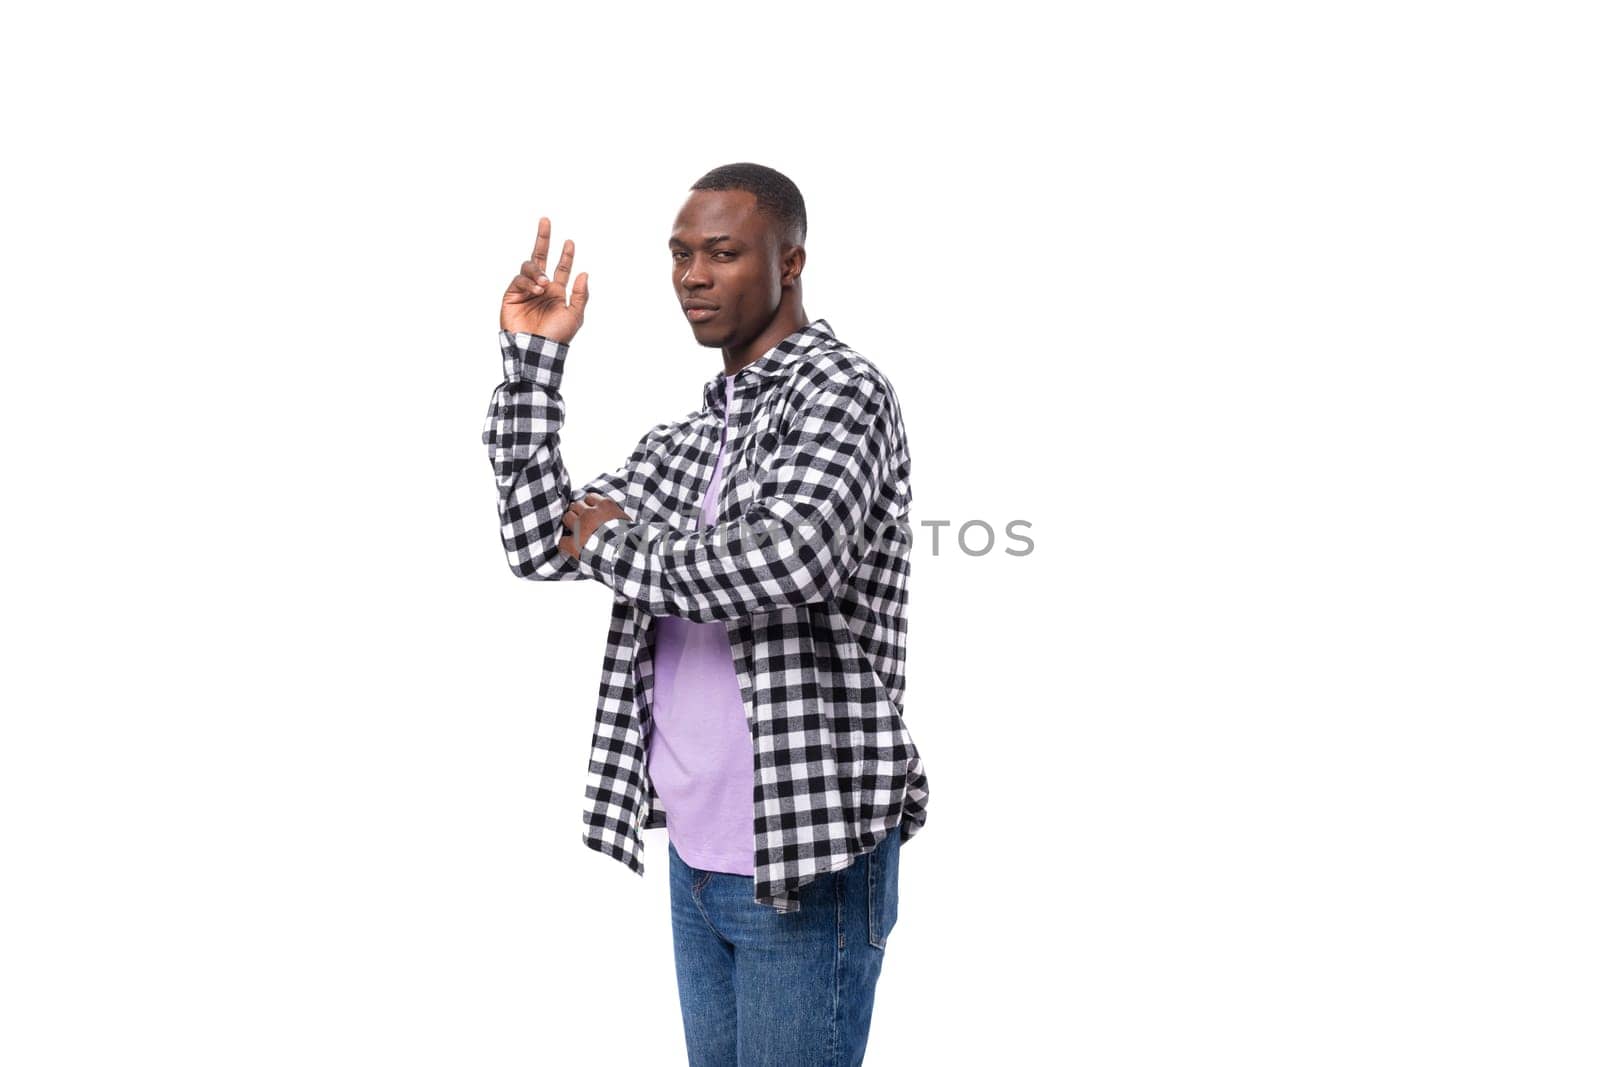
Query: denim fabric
667,828,902,1066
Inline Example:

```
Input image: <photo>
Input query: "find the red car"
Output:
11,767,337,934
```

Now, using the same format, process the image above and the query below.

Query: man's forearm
483,330,588,581
573,374,896,621
573,509,850,622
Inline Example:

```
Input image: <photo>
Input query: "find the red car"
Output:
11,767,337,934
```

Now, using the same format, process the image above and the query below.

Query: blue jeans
667,828,902,1067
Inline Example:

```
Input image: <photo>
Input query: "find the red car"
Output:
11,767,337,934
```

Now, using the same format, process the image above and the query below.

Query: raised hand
500,216,590,343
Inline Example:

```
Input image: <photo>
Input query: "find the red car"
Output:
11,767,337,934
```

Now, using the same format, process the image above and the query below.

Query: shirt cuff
499,329,570,388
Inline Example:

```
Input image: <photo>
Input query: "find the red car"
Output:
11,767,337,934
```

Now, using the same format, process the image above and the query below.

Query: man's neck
722,304,809,375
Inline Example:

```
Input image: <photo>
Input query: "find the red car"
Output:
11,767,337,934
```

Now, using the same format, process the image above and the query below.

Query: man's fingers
510,273,546,300
518,260,550,291
552,239,574,287
570,271,589,315
561,500,598,558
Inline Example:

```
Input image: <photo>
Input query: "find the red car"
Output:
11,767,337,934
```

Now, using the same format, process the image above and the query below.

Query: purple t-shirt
646,372,756,874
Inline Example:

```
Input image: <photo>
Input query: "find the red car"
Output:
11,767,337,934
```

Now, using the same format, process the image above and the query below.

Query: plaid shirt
483,317,928,912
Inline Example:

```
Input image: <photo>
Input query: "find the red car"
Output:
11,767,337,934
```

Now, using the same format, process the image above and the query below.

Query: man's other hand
559,493,630,560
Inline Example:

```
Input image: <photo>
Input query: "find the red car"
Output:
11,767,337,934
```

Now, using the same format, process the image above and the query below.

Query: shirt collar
701,318,837,414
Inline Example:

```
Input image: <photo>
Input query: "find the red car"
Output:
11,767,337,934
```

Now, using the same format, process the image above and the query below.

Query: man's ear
781,243,806,287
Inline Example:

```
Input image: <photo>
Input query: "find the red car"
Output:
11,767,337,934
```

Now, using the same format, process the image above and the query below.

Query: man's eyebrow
668,234,738,248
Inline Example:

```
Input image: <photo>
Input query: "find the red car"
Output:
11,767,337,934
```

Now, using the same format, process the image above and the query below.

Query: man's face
670,189,788,350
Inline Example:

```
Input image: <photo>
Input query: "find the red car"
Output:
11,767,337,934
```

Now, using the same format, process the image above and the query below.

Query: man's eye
715,251,735,260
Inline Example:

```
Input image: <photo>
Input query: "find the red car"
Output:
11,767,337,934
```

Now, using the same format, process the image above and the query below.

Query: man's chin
687,321,731,347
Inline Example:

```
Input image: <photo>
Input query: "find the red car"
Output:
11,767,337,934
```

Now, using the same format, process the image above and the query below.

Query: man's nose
680,258,710,289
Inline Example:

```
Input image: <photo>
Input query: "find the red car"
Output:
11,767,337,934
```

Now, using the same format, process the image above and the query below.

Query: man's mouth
685,307,718,322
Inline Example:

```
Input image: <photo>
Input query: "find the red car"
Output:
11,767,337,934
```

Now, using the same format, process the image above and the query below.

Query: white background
3,2,1596,1064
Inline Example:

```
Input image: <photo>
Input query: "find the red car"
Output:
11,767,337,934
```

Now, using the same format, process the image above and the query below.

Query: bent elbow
503,542,584,582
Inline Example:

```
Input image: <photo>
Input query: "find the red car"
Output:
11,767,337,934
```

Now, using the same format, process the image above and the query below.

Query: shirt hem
661,831,756,877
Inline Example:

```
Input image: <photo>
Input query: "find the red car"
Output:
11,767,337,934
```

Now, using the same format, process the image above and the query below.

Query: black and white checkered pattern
483,318,928,913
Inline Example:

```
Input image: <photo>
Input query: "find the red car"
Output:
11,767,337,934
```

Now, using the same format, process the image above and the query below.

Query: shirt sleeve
482,330,659,581
574,372,898,621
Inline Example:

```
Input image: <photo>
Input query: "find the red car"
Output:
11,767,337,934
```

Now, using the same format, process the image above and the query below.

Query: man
482,163,928,1066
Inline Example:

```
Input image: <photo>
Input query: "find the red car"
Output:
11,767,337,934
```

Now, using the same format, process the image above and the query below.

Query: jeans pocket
867,827,901,949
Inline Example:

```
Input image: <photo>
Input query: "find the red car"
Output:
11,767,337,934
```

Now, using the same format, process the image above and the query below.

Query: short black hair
690,162,807,246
